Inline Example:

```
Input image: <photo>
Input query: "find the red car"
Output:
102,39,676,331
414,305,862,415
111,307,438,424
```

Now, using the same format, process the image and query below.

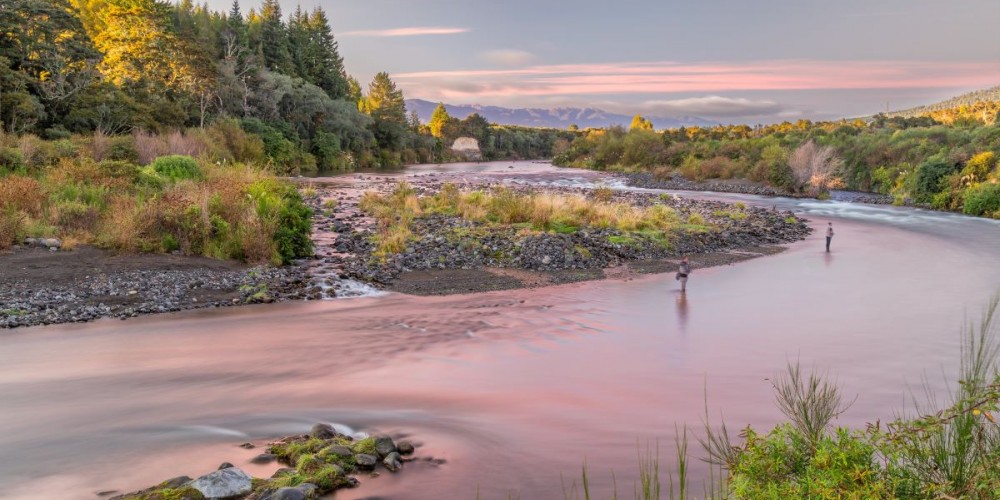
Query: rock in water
396,441,415,455
188,467,252,499
355,453,377,470
162,476,193,488
250,453,276,464
373,434,396,457
311,423,336,439
383,452,403,472
263,487,306,500
322,445,353,458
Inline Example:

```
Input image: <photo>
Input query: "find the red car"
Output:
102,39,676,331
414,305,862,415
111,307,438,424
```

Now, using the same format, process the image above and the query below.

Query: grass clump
149,155,203,182
351,436,377,455
359,182,688,256
0,159,311,264
117,485,205,500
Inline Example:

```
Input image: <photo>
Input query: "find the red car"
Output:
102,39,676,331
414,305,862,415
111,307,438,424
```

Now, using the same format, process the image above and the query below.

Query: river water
2,162,999,499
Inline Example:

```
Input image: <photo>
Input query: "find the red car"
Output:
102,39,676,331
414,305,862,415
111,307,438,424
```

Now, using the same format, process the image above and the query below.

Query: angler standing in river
676,257,691,293
826,222,834,252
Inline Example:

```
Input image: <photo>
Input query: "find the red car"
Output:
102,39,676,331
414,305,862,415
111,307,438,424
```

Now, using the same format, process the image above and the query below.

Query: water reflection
675,292,689,333
824,251,834,268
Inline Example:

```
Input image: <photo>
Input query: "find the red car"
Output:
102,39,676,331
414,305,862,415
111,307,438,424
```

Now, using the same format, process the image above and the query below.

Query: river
2,162,999,499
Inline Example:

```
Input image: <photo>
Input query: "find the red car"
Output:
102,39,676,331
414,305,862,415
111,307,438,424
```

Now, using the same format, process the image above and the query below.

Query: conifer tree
257,0,292,74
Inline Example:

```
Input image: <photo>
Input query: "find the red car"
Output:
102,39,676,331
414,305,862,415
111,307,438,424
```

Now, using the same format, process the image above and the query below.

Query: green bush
0,148,26,173
914,157,957,203
107,136,140,163
98,160,142,181
149,155,202,181
730,424,893,499
963,182,1000,217
274,186,313,263
240,118,298,170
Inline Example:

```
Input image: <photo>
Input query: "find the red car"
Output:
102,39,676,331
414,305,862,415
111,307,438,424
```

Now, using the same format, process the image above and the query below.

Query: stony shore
1,168,815,329
0,246,312,329
308,175,812,290
108,423,427,500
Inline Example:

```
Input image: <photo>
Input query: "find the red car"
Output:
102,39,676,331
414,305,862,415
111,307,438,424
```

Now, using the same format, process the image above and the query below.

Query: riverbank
0,245,310,329
1,163,813,329
308,172,812,293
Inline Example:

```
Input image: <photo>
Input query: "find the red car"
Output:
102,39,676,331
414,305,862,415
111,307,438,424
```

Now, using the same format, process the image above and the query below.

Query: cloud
339,27,468,37
481,50,537,67
395,59,1000,120
395,59,1000,98
642,96,783,117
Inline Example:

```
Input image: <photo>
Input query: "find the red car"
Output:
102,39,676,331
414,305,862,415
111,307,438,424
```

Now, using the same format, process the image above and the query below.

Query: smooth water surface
2,162,999,499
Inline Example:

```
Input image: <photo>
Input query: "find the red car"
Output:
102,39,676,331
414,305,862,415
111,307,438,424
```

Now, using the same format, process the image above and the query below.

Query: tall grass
878,294,1000,498
771,363,853,445
359,182,683,256
0,156,310,263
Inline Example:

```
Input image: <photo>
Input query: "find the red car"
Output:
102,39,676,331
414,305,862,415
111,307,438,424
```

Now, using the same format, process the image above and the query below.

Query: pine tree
362,72,407,149
286,6,308,79
303,8,347,99
257,0,292,74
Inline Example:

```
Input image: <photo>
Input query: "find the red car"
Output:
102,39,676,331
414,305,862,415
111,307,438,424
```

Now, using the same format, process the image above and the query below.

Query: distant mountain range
885,85,1000,119
405,99,716,130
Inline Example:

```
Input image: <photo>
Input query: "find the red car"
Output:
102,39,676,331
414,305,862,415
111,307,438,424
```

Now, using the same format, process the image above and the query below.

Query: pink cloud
394,60,1000,99
340,27,469,37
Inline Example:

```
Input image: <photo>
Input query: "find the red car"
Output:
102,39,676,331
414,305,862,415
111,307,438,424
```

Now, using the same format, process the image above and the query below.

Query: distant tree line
554,112,1000,218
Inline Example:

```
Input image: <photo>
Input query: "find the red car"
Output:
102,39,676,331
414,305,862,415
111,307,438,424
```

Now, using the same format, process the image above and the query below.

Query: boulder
373,434,396,457
263,487,306,500
311,423,336,439
383,452,403,472
188,467,252,499
41,238,62,249
270,467,296,479
354,453,377,470
451,137,482,161
217,462,234,470
321,445,353,458
396,441,415,455
250,453,276,464
162,476,193,488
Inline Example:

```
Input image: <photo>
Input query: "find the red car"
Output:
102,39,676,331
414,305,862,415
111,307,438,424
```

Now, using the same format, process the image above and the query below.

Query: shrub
150,155,203,181
273,187,313,263
0,209,25,249
0,148,26,173
914,157,957,203
961,152,996,183
0,175,45,216
133,130,167,165
963,182,1000,217
730,424,892,499
53,201,100,232
98,160,142,182
207,118,266,164
107,135,140,163
17,134,49,169
591,186,614,202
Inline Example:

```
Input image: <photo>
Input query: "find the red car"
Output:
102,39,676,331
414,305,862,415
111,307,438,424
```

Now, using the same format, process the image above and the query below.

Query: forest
554,112,1000,218
0,0,563,173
